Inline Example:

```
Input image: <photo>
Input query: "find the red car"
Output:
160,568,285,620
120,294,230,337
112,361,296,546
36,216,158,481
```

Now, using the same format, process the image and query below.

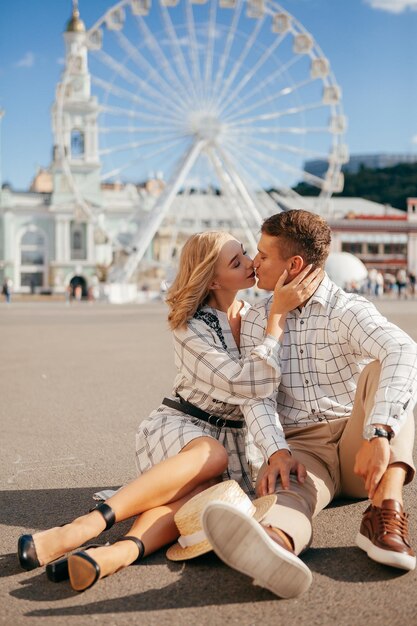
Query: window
71,129,85,158
70,223,87,260
19,228,47,291
21,250,44,265
21,272,43,288
21,231,44,246
383,243,407,255
341,242,363,254
366,243,379,255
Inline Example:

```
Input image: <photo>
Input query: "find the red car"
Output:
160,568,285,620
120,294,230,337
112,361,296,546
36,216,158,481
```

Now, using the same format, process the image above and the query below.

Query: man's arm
338,299,417,496
338,299,417,435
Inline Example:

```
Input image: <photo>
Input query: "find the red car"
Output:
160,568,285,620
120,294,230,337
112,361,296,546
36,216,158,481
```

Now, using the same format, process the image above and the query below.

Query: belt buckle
208,414,226,428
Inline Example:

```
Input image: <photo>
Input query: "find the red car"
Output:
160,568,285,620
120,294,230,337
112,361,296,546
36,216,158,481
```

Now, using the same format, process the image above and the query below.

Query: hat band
177,497,256,549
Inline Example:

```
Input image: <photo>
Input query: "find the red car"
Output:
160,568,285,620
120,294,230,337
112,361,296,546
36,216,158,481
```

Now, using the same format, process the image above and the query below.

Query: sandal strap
90,503,116,530
117,536,145,560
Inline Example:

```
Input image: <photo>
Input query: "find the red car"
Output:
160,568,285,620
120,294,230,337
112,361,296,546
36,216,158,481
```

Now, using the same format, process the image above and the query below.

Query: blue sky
0,0,417,190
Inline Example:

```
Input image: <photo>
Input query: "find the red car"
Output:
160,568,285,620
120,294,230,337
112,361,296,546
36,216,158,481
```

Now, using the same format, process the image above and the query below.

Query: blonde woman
18,232,321,592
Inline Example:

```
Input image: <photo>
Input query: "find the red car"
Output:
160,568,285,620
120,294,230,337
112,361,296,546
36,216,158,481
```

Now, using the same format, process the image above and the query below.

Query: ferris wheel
57,0,348,281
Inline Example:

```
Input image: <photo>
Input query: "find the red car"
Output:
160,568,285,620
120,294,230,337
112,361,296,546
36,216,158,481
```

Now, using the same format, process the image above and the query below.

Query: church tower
51,0,102,210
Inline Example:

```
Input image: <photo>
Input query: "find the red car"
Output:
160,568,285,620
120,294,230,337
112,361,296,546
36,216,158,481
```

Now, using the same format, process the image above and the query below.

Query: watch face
364,425,375,440
364,426,389,440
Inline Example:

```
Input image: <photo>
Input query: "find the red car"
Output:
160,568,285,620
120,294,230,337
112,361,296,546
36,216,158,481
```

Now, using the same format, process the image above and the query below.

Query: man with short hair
202,210,417,599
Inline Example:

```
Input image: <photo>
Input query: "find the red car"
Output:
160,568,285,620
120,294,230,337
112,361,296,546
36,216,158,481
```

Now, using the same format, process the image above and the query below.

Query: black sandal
68,536,145,593
46,544,102,583
17,502,116,572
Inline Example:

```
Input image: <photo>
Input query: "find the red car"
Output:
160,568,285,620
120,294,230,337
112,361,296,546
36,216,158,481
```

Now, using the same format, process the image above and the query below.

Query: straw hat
166,480,276,561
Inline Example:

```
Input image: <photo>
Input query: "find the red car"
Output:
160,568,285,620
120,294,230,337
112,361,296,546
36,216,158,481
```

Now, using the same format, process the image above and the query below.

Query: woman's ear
209,280,221,290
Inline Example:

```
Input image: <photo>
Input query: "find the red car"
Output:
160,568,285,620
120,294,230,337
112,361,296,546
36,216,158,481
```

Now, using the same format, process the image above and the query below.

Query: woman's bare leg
68,478,220,587
33,437,227,565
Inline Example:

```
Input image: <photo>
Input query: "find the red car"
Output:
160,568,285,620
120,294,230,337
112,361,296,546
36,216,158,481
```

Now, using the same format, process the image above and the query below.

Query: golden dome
66,1,85,33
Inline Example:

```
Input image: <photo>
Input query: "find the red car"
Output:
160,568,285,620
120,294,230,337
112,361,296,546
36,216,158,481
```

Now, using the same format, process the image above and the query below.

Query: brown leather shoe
356,499,416,571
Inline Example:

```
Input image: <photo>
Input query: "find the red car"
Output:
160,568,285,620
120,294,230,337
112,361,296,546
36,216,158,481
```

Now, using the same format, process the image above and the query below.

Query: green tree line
291,162,417,211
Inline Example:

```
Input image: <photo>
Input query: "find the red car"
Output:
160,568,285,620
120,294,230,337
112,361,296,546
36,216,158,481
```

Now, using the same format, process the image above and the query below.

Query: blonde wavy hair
166,231,231,330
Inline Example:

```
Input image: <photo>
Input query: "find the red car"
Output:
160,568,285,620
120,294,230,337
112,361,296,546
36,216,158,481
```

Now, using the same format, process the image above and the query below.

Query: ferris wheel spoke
100,136,189,182
235,136,331,161
158,2,199,104
99,125,179,134
228,125,332,135
224,141,271,189
133,14,195,108
225,141,301,213
203,0,218,102
101,104,183,126
99,134,185,157
224,76,317,123
92,75,184,123
93,49,185,122
228,101,327,126
210,1,243,105
113,29,188,113
215,16,264,110
222,53,302,119
218,31,289,116
229,139,325,190
184,0,205,103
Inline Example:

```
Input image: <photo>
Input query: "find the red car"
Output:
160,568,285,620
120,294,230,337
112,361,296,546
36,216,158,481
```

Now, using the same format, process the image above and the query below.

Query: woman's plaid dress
135,302,284,495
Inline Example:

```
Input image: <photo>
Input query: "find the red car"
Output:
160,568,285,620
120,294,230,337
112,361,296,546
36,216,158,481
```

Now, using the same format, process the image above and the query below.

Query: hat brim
166,494,276,561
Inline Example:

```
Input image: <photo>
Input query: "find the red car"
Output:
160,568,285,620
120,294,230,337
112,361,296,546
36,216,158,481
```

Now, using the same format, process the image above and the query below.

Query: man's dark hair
261,210,331,267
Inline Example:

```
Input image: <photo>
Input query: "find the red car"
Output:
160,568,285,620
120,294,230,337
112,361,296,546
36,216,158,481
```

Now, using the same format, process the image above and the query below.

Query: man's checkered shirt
240,274,417,455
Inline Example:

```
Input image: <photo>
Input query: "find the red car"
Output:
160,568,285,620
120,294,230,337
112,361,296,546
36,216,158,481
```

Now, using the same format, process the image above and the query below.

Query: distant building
1,5,417,295
305,153,417,178
272,194,417,275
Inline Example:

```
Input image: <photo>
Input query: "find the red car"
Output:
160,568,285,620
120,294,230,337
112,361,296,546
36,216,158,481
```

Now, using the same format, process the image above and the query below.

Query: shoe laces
379,507,410,539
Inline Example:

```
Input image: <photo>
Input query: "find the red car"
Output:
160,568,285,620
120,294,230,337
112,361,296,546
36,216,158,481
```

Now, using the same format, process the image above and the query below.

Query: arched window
71,129,85,158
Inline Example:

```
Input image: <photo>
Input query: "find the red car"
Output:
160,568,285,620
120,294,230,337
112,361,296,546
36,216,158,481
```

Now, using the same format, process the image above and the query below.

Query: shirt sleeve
240,300,290,458
173,318,282,405
240,298,271,356
337,300,417,435
242,398,290,459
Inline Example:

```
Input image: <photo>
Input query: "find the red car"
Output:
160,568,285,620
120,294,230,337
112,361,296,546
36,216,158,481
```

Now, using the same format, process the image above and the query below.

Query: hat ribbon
177,497,256,549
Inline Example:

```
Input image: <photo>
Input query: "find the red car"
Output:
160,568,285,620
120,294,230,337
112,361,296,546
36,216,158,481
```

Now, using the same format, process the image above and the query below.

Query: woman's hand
270,265,324,315
256,450,307,496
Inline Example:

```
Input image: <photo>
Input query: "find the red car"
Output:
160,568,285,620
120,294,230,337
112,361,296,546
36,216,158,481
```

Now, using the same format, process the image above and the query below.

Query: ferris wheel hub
187,111,224,142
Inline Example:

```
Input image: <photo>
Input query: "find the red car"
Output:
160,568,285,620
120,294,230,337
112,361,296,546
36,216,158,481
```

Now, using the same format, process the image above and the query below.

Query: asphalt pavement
1,297,417,626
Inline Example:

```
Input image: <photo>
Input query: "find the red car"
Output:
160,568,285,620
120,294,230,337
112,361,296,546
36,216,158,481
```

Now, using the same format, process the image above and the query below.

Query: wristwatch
363,425,393,442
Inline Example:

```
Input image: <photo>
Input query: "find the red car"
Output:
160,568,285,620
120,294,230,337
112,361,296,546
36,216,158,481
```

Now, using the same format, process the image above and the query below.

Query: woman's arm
174,322,281,404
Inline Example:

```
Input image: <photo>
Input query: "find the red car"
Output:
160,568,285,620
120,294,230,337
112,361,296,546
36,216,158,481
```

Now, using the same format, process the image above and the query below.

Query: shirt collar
306,272,334,309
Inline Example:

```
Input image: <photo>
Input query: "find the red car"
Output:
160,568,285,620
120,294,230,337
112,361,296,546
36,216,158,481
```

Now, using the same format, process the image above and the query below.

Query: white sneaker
202,501,312,598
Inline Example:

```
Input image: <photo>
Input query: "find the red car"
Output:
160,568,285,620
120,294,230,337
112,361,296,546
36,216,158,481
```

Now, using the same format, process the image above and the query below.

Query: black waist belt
162,396,244,429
